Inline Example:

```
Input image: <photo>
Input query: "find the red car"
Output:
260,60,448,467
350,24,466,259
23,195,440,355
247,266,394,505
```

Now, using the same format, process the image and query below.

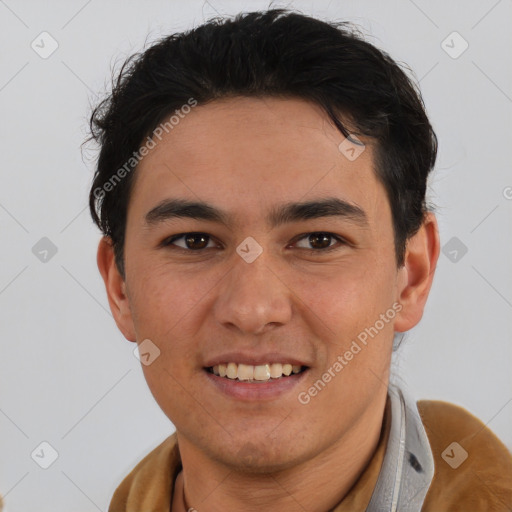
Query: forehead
129,97,388,227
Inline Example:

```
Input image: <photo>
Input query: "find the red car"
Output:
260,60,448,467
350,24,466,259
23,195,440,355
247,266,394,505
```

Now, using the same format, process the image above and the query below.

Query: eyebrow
144,197,368,229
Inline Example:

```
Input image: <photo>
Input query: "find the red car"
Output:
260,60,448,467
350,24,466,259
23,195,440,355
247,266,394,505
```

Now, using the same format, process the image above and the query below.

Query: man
89,9,512,511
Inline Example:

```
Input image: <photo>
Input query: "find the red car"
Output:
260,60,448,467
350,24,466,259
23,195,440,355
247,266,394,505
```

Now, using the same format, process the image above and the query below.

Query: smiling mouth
206,363,308,383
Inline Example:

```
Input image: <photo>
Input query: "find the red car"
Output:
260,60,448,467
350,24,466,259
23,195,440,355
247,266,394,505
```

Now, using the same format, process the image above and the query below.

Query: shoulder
417,399,512,511
108,433,180,512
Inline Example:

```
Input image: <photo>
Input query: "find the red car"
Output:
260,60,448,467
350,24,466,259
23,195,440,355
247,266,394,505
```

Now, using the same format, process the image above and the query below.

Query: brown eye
164,233,215,250
294,232,345,251
184,234,209,249
308,233,332,249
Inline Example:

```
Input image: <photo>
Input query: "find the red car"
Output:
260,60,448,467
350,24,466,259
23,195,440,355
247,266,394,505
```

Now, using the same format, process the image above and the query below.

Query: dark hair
88,9,437,277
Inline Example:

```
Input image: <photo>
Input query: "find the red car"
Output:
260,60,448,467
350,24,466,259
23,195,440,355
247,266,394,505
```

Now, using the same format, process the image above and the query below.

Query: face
102,97,430,472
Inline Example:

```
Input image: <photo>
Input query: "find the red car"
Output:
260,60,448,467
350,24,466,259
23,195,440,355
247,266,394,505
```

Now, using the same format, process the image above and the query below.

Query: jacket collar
366,384,434,511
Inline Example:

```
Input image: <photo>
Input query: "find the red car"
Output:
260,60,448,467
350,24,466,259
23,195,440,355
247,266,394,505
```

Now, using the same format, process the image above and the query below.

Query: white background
1,0,511,510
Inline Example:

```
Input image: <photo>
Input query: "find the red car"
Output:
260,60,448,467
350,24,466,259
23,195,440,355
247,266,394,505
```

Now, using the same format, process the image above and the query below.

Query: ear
97,236,137,342
394,212,440,332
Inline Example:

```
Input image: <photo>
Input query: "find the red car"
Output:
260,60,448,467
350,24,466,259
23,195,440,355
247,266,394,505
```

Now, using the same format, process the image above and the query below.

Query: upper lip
203,352,310,368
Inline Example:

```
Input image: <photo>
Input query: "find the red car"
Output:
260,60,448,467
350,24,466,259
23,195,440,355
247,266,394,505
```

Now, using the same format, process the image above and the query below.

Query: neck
174,394,388,512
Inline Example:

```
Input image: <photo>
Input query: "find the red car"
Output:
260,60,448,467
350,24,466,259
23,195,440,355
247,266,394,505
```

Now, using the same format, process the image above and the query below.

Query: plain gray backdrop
1,0,511,510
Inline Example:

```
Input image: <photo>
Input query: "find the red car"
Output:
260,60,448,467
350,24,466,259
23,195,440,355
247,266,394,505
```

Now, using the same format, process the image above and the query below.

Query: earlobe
394,213,440,332
97,237,137,342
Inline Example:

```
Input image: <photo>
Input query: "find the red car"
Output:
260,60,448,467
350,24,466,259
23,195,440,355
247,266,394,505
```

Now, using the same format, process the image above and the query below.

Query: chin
215,437,308,475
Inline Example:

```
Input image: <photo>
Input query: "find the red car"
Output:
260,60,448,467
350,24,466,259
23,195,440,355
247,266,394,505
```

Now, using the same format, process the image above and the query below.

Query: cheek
297,266,397,425
126,269,204,404
129,267,204,418
297,261,398,339
129,261,207,335
139,356,208,435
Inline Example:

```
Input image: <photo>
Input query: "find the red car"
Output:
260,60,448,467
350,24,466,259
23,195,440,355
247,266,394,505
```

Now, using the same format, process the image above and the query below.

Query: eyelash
161,232,348,253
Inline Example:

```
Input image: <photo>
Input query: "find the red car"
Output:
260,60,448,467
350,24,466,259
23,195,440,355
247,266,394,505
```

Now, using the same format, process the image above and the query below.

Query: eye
293,232,346,251
162,232,218,250
161,231,347,253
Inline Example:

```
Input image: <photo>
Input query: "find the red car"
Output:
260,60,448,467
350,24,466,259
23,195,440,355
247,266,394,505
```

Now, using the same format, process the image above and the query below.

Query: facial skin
98,97,440,512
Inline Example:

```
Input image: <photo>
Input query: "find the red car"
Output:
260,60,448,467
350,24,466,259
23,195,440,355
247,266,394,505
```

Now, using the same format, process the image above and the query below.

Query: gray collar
365,385,434,511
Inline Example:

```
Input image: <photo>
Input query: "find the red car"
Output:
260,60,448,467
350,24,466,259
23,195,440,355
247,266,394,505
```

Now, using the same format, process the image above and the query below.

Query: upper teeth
211,363,302,381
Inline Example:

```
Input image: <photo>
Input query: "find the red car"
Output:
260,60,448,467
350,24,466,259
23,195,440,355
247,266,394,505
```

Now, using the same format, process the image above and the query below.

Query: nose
213,251,293,335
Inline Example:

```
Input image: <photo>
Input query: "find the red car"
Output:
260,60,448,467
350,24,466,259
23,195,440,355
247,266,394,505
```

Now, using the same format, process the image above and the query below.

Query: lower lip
203,369,309,401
